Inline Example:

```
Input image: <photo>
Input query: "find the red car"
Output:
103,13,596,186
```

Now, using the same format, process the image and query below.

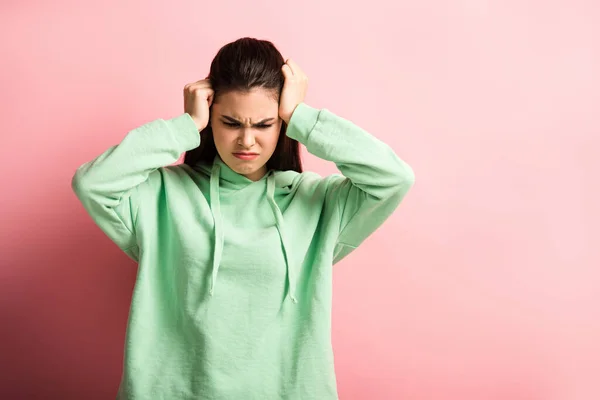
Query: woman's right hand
183,79,214,131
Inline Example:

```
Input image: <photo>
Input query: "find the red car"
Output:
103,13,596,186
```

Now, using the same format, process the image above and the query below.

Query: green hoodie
72,102,415,399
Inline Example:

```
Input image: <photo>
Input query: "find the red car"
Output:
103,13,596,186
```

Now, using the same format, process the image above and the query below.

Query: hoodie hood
194,155,299,304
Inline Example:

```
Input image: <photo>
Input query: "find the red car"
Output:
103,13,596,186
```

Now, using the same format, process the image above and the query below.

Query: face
210,88,282,181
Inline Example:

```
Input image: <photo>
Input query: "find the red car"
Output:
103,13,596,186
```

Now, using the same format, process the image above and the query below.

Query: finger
186,84,214,99
284,59,296,76
285,59,304,77
186,79,211,91
281,64,293,79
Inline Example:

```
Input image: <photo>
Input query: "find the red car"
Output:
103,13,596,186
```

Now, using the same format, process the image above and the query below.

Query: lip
233,153,259,160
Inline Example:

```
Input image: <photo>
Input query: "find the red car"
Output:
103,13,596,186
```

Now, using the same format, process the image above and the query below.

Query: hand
183,79,214,131
279,59,308,124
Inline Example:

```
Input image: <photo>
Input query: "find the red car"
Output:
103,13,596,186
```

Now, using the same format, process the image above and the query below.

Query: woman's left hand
279,59,308,124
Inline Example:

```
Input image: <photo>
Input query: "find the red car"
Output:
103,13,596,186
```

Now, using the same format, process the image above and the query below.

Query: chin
230,160,261,173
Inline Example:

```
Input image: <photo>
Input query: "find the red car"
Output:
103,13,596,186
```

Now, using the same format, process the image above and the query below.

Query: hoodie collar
212,155,269,186
199,155,298,304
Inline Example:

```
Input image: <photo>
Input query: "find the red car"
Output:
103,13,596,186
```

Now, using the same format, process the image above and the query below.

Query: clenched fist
184,79,214,131
279,59,308,124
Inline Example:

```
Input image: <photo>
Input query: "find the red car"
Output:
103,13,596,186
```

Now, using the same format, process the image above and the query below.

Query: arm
286,103,415,263
71,113,200,260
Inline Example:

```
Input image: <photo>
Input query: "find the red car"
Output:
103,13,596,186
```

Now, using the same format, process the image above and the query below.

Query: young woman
72,37,415,400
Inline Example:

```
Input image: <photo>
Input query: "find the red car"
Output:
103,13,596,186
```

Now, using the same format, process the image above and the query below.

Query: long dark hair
183,37,302,173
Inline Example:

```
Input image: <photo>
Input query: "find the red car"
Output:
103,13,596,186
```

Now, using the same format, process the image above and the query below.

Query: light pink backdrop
1,1,598,399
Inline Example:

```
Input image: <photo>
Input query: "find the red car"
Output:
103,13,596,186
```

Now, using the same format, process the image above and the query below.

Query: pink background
1,0,598,399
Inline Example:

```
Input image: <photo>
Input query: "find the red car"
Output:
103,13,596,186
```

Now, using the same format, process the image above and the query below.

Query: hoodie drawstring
267,173,298,303
208,163,297,303
209,162,224,296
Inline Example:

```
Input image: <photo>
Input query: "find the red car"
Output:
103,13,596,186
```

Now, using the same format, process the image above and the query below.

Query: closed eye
223,122,272,129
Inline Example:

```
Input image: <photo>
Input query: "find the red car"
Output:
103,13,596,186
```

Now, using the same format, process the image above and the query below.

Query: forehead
213,88,279,121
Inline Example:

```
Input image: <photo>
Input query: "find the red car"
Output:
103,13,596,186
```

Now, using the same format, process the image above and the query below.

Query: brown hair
183,37,302,172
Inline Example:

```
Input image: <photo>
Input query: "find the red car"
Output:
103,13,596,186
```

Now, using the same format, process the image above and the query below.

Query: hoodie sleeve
71,113,200,261
285,103,415,264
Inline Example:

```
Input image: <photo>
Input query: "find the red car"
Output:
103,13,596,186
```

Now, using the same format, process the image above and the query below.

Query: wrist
192,117,204,131
281,104,300,125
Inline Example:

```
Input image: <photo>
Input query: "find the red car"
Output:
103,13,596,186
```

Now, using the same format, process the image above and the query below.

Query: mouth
233,152,259,160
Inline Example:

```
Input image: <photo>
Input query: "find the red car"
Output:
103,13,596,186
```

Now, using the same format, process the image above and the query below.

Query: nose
238,128,256,149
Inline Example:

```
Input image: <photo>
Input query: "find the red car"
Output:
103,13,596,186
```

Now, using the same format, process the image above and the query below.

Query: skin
210,88,282,181
183,58,309,181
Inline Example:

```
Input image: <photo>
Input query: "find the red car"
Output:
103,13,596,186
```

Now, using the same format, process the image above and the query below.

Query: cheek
211,127,235,147
261,131,280,150
264,126,282,147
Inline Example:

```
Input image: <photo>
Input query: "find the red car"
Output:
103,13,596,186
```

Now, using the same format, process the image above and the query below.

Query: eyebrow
220,115,275,125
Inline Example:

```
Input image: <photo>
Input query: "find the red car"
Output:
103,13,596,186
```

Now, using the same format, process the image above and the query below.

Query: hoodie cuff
166,113,201,151
285,103,320,145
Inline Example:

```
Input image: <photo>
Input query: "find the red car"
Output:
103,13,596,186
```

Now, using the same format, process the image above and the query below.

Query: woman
72,37,415,399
